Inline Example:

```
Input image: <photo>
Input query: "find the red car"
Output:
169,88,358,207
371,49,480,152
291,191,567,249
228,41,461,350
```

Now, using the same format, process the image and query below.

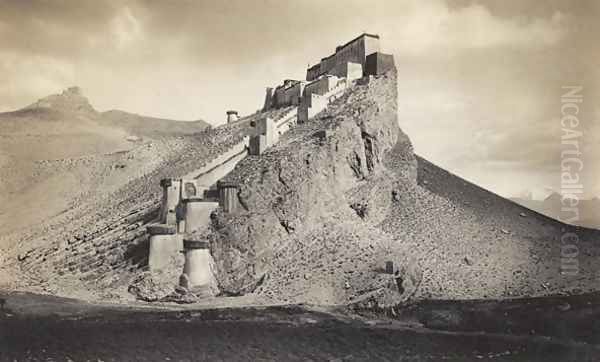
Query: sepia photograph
0,0,599,360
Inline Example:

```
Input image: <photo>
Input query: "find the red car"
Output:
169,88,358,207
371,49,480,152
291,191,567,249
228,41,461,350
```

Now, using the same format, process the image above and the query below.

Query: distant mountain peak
544,192,562,202
24,86,95,114
63,86,83,96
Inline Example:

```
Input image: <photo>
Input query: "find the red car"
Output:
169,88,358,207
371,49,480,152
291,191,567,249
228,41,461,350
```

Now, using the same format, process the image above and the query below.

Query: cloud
111,6,143,50
378,1,568,55
0,1,118,59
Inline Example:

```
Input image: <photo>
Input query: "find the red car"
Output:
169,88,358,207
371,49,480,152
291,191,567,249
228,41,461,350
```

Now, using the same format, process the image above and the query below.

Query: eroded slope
206,71,600,305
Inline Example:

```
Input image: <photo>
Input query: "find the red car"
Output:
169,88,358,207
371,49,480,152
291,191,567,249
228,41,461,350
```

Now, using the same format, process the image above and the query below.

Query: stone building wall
332,62,363,82
306,33,380,81
365,52,396,76
271,80,304,109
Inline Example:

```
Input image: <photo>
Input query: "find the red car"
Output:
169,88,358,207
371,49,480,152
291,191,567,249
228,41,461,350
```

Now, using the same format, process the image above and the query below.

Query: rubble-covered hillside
0,93,297,300
2,71,599,307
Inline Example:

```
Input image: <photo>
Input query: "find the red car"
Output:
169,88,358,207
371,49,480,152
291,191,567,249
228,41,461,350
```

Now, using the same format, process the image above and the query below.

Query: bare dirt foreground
0,291,599,361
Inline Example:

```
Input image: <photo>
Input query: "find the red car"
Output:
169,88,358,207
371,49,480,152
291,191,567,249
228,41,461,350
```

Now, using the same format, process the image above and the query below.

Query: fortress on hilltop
14,30,598,307
261,33,395,115
14,33,397,302
143,33,396,297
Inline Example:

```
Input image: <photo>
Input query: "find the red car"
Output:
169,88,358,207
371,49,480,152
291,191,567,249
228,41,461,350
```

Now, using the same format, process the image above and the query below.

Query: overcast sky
1,0,598,198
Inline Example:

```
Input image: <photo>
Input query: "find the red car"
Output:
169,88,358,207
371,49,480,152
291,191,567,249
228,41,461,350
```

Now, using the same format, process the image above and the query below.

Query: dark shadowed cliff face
209,71,420,303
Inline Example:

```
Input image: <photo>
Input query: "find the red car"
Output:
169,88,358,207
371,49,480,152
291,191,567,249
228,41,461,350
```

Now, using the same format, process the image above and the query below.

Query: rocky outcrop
204,67,600,305
24,86,96,114
208,71,418,303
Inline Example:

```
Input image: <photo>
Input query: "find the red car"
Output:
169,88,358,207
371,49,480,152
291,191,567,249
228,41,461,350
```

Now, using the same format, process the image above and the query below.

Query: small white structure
147,223,183,272
180,239,217,295
226,110,239,123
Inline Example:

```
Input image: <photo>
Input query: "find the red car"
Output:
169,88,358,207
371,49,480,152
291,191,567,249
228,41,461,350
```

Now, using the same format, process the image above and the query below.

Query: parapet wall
298,80,347,124
183,136,250,186
303,76,341,102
